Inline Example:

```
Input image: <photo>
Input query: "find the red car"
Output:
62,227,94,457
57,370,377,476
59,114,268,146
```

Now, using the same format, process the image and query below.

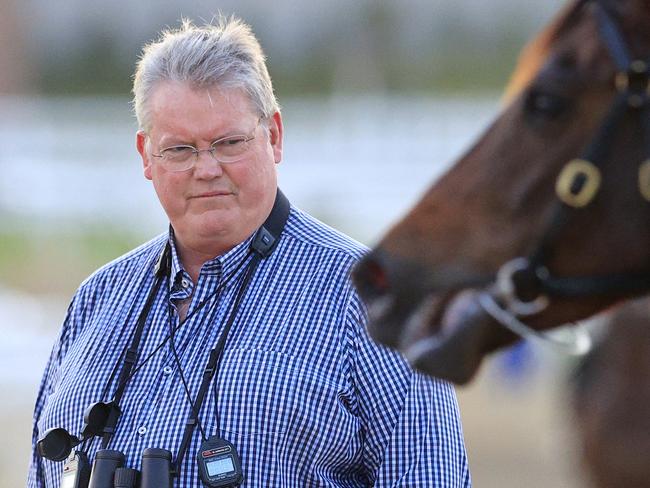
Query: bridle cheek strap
478,1,650,351
641,104,650,201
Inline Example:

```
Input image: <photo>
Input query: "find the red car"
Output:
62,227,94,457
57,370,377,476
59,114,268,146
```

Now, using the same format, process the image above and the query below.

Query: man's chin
193,212,238,238
170,211,236,246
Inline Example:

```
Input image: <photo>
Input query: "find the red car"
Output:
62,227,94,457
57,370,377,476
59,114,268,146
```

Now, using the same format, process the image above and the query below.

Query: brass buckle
615,60,650,108
556,158,602,208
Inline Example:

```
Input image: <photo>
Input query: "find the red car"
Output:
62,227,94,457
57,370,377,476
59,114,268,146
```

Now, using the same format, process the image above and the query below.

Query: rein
480,0,650,354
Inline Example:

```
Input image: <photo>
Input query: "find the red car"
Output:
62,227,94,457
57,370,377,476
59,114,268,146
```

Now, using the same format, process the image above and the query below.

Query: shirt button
181,278,191,289
137,426,147,436
163,366,173,375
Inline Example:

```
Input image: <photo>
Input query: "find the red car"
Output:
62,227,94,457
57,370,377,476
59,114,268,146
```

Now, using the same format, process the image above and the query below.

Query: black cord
78,437,91,455
86,248,252,451
97,246,173,403
168,301,207,441
165,255,250,444
114,253,253,387
98,292,153,402
100,189,288,408
173,253,261,476
212,369,221,434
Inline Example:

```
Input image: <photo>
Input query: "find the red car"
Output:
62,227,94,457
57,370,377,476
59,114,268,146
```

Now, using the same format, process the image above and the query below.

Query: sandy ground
457,359,590,488
4,392,37,488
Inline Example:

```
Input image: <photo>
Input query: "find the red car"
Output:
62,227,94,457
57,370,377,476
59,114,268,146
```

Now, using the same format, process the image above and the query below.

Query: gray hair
133,16,280,132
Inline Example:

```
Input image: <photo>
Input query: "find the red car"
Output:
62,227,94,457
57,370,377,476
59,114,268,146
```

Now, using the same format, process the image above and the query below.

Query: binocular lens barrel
113,467,139,488
88,450,125,488
140,448,173,488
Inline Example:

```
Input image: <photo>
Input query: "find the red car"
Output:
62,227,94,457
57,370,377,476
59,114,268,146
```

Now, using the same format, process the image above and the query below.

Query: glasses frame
150,117,264,172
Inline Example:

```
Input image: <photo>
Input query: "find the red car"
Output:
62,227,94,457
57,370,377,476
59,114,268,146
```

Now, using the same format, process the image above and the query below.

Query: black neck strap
173,189,290,476
249,189,291,258
98,190,289,453
99,245,170,448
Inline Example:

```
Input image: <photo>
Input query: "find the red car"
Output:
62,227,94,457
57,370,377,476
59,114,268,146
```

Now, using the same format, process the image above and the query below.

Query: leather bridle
479,0,650,354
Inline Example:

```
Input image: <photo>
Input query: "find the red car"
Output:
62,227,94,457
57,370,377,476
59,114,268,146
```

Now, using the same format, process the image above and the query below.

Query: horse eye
524,89,570,120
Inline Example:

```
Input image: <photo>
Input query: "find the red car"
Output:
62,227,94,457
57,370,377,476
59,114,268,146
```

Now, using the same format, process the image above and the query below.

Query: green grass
0,228,145,295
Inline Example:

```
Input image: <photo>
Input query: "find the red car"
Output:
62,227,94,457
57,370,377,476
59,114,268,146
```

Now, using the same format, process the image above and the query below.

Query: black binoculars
37,402,175,488
91,447,172,488
59,447,173,488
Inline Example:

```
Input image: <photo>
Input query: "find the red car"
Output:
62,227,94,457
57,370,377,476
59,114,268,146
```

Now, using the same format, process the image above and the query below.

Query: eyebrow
158,129,248,148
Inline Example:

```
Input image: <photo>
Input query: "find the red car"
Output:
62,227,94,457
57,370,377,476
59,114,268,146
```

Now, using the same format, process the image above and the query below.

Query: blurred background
1,0,592,486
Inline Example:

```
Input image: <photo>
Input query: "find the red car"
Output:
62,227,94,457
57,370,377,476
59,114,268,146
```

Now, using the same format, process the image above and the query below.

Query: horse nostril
353,256,390,299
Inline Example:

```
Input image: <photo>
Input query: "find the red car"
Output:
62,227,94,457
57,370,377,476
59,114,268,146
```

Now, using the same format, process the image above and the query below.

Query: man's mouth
192,190,233,199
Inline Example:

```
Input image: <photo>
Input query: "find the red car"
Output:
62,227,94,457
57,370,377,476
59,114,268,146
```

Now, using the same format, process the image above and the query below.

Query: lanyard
96,189,290,464
173,190,290,476
100,246,170,449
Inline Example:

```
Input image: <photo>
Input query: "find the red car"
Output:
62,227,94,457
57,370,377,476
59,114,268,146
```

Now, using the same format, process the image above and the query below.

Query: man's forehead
147,81,257,136
150,81,253,114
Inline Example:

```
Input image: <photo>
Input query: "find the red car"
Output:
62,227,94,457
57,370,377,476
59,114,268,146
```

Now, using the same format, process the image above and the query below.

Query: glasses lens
161,146,194,162
159,146,195,171
212,136,250,163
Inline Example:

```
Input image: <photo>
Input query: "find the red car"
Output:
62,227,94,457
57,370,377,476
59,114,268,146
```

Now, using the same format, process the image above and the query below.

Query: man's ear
136,131,153,180
268,112,283,164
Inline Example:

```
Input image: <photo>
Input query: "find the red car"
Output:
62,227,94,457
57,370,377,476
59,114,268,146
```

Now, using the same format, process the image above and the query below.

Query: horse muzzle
352,249,498,384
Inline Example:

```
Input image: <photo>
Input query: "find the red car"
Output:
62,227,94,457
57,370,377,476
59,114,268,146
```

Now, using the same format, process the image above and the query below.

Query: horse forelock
503,0,589,104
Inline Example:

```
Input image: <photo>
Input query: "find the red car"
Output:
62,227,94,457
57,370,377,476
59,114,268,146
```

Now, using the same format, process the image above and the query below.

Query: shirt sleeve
346,292,471,487
26,293,81,488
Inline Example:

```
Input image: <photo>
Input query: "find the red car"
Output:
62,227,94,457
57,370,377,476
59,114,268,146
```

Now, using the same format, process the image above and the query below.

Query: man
29,17,471,487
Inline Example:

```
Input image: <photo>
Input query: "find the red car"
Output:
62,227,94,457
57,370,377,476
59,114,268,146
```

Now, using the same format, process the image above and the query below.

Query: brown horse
572,300,650,487
353,0,650,385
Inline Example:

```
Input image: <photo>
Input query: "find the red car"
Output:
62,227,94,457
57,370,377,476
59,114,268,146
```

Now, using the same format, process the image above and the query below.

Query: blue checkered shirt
28,205,471,487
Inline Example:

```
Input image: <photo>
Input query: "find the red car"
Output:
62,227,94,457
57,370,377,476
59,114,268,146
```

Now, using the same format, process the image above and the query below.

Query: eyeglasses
151,118,263,172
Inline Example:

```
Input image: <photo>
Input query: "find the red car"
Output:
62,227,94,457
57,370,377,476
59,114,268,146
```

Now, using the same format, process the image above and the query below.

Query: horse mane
503,0,589,102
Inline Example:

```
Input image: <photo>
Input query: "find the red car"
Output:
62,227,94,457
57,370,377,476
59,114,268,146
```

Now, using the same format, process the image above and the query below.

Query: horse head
353,0,650,384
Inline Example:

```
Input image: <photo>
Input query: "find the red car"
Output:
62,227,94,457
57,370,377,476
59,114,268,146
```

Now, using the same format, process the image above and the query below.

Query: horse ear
502,0,586,103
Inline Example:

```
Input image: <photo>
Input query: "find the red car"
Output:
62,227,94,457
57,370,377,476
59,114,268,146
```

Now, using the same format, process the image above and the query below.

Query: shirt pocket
213,348,344,437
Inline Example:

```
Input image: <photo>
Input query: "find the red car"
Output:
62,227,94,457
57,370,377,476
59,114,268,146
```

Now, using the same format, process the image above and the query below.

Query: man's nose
193,149,224,178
